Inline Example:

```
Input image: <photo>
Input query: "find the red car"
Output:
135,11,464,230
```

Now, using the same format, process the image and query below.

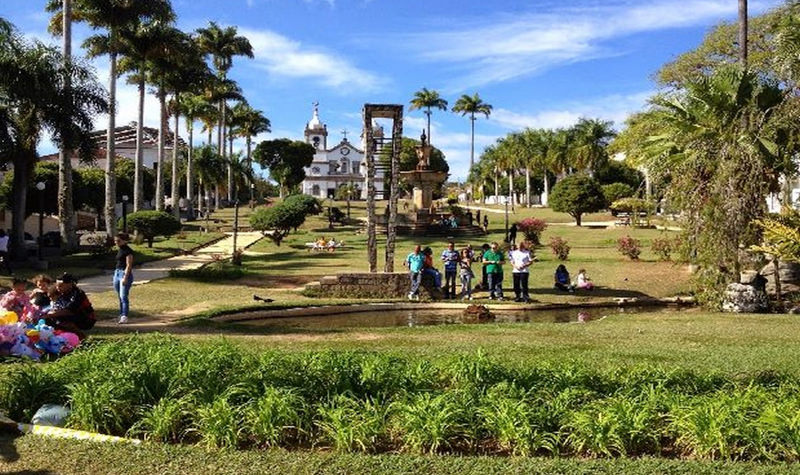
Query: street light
250,182,256,208
121,195,129,234
35,182,45,261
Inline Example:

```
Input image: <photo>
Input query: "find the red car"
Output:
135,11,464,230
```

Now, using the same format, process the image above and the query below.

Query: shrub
651,236,674,261
243,387,306,448
549,236,571,261
194,395,243,449
129,397,192,443
123,211,181,248
250,202,308,246
617,235,641,260
516,218,548,245
283,194,322,216
393,392,465,454
610,198,656,225
602,182,635,205
168,262,246,281
317,395,388,453
549,174,606,226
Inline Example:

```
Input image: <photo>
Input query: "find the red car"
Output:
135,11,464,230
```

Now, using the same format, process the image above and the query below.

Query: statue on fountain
415,130,431,171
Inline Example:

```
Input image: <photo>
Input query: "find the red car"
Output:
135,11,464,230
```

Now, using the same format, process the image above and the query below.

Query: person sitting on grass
327,237,338,252
483,242,505,300
422,247,442,289
0,277,34,323
575,268,595,291
29,274,54,319
404,245,425,301
554,264,574,292
46,273,96,338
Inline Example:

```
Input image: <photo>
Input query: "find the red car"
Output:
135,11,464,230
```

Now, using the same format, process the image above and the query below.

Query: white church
301,104,385,200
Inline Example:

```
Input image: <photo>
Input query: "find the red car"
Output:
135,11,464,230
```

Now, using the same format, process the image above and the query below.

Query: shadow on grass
91,318,344,337
532,287,653,299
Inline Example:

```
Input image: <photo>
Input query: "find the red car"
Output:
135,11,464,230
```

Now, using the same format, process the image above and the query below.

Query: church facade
301,104,384,200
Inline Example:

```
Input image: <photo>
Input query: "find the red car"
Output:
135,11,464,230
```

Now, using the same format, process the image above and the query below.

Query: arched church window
312,185,320,196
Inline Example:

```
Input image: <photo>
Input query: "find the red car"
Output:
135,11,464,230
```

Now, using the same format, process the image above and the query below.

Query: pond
222,305,685,330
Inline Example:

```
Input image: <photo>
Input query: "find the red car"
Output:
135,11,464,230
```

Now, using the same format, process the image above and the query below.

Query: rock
759,261,800,296
722,283,769,313
462,304,495,323
789,306,800,315
739,271,759,285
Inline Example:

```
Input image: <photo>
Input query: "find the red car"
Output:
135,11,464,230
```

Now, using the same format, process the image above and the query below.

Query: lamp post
232,200,239,263
504,198,509,243
35,181,45,261
121,195,129,234
250,182,256,208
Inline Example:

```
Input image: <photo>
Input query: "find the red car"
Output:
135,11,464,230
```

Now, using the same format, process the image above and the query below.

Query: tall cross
341,128,348,141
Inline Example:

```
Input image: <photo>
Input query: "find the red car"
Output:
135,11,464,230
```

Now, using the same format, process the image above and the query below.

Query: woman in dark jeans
114,233,134,324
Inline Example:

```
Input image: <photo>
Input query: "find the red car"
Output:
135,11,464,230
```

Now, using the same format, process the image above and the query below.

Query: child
459,247,474,300
29,274,53,317
1,277,34,323
554,265,574,292
575,268,595,290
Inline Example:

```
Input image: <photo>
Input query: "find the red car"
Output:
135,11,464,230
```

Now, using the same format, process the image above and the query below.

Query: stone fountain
398,131,448,234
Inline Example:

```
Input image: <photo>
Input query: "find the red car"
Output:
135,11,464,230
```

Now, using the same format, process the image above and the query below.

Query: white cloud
491,91,653,131
240,27,385,93
395,0,777,89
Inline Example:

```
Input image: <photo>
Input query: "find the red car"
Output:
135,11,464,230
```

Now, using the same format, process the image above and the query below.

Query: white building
301,104,385,199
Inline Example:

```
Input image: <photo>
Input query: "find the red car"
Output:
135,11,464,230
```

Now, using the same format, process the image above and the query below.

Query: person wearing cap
46,273,96,336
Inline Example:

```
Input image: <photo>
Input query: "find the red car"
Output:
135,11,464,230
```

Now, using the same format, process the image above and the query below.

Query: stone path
80,231,265,295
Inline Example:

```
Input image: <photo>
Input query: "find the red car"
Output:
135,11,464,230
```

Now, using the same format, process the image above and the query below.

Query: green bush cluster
4,337,800,460
123,211,181,248
250,194,322,246
168,262,246,281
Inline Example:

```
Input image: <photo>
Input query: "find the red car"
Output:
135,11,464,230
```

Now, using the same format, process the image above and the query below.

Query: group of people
311,236,342,252
404,241,595,301
0,273,96,338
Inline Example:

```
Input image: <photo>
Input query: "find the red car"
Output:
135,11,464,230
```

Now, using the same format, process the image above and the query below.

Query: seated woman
575,268,595,291
46,273,96,337
327,237,338,252
554,264,574,292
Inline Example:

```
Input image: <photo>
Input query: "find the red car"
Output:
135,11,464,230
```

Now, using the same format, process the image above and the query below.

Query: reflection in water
235,306,677,330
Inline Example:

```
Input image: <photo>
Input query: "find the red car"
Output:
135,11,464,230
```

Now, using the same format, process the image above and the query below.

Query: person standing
0,230,12,275
441,241,460,299
466,210,473,226
482,242,505,300
476,210,481,227
404,245,425,301
459,247,474,300
114,233,134,324
510,241,532,302
508,223,518,245
483,215,489,233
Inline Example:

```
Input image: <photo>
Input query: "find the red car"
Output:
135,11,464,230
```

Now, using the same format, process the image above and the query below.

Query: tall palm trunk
186,120,194,218
207,125,212,147
246,135,253,202
11,151,32,260
171,96,180,219
133,77,145,212
228,132,235,200
425,108,431,143
58,0,78,251
480,182,486,205
155,88,166,211
542,171,550,206
508,170,515,212
739,0,748,67
469,113,475,172
104,50,117,237
525,167,531,207
494,172,499,200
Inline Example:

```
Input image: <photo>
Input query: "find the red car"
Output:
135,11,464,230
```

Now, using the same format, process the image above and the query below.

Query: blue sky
0,0,783,180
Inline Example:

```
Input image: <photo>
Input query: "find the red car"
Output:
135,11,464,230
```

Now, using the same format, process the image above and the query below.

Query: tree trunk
469,113,475,172
229,133,235,200
104,50,117,237
384,119,402,272
207,126,212,148
774,257,783,311
508,170,515,211
171,98,180,219
480,182,485,205
186,121,194,219
246,136,253,203
525,167,531,207
11,153,31,261
739,0,748,67
494,173,499,200
365,121,377,272
133,78,145,212
58,0,78,252
575,214,582,227
155,89,166,211
542,171,550,206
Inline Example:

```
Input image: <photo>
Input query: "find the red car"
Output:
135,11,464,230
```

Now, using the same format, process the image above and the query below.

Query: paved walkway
80,232,265,295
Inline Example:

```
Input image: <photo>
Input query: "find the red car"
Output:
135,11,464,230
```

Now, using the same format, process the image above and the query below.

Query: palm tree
192,144,226,217
116,18,178,212
231,102,270,202
409,87,448,144
453,93,492,201
195,22,253,202
180,93,215,217
739,0,748,67
47,0,173,237
46,0,80,251
0,27,108,259
571,118,615,173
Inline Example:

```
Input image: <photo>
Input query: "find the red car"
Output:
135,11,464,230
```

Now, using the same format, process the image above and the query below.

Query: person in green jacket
482,242,505,300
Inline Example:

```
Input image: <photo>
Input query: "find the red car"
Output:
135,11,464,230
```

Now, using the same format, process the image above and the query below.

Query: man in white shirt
510,241,532,302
